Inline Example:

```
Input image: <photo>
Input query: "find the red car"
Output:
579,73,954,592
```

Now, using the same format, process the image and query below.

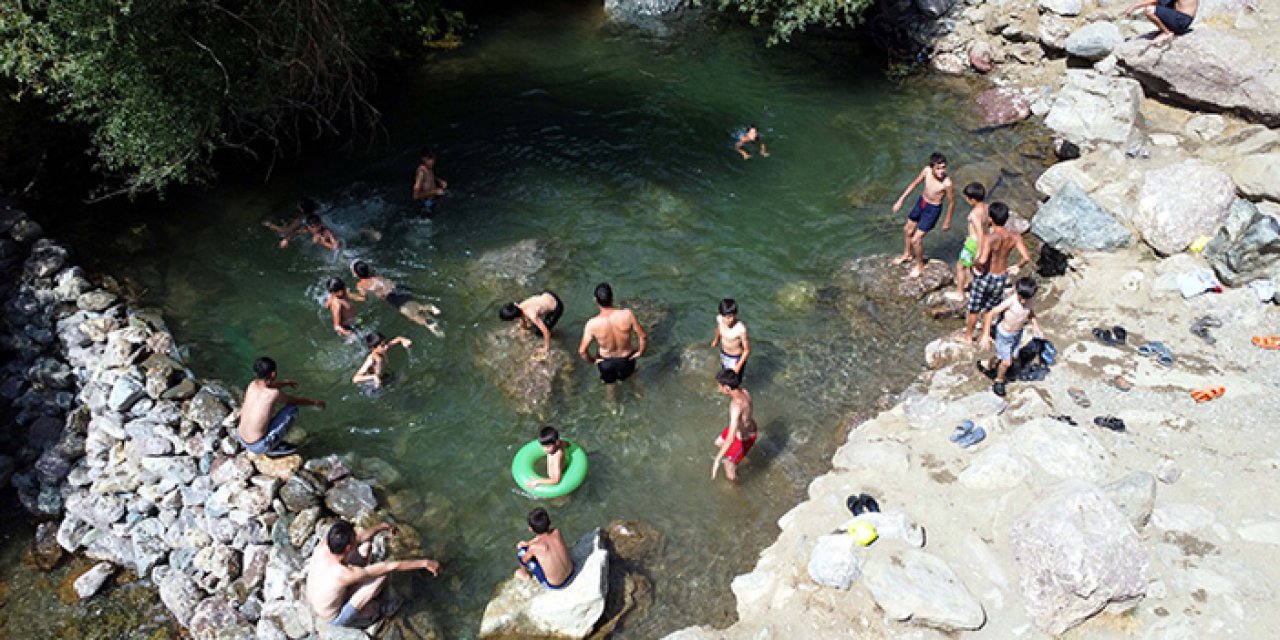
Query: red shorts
719,425,757,464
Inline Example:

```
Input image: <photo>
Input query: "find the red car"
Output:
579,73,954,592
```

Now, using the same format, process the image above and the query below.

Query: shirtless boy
953,182,989,300
578,283,647,397
1125,0,1197,45
325,278,360,339
236,357,326,457
263,197,318,239
979,277,1043,397
352,332,411,391
500,291,565,355
524,427,567,490
350,261,443,337
963,202,1031,344
515,508,572,589
892,152,955,278
712,368,758,483
734,125,769,160
305,520,440,629
710,298,750,379
411,148,448,215
281,214,339,251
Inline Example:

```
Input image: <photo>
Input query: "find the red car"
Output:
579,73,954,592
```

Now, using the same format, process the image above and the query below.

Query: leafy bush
716,0,875,44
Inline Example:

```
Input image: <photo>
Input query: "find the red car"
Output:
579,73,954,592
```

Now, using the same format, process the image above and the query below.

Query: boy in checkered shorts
962,202,1030,343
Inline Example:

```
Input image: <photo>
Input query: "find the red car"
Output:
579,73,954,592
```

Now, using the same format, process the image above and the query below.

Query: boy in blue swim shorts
1125,0,1197,45
892,152,955,279
515,508,573,589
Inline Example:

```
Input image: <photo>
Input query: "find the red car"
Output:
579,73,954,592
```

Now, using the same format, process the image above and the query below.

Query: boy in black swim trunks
1126,0,1197,45
350,260,443,337
578,283,647,398
500,291,565,355
892,152,955,278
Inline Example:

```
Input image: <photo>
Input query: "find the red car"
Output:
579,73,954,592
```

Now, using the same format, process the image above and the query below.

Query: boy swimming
350,260,443,337
734,125,769,160
282,213,339,251
352,332,412,391
325,278,360,340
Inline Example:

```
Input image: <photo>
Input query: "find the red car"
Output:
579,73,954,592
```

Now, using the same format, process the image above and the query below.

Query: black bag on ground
1037,245,1071,278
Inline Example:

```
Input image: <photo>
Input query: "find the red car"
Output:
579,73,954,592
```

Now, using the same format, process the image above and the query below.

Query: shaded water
12,4,1044,637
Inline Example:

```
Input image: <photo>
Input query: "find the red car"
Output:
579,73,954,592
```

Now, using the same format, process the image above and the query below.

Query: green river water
4,3,1046,637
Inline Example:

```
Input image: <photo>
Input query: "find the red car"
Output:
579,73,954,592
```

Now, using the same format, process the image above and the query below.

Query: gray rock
24,240,68,278
242,544,271,590
57,514,92,551
28,356,74,389
193,545,241,592
1012,418,1111,481
831,440,910,475
863,549,986,631
479,528,609,639
85,530,135,567
130,517,170,575
1011,481,1148,635
289,507,322,550
1237,522,1280,545
31,520,64,570
1045,70,1142,144
188,595,248,640
1134,160,1237,254
324,478,377,520
974,87,1035,126
1038,12,1072,51
1150,502,1215,533
1040,0,1081,15
1103,471,1157,529
233,481,276,516
35,448,74,485
1185,114,1227,141
1065,21,1121,61
140,455,198,486
77,289,118,312
856,511,925,547
1117,30,1280,126
965,443,1032,494
185,387,230,431
262,547,303,602
1032,180,1134,250
1230,153,1280,202
279,473,323,513
107,372,147,412
916,0,958,18
603,0,685,18
255,619,289,640
1205,199,1280,285
209,455,255,485
74,562,116,599
260,599,315,639
807,534,865,589
65,491,126,528
10,217,43,243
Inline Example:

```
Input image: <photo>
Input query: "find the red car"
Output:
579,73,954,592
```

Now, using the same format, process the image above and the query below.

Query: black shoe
1093,328,1117,346
858,493,880,514
1111,325,1127,345
1093,415,1126,432
976,361,996,380
846,494,865,516
992,381,1007,397
1050,414,1078,426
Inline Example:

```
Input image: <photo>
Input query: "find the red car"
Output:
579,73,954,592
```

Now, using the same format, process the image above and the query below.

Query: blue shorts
236,405,296,454
995,326,1024,363
330,601,372,628
1155,0,1193,34
518,548,565,589
907,197,943,233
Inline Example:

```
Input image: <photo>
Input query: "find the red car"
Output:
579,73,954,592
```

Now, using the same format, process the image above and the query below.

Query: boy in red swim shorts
712,369,758,483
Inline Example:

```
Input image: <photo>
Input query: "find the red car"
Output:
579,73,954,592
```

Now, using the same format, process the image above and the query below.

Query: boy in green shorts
953,182,988,301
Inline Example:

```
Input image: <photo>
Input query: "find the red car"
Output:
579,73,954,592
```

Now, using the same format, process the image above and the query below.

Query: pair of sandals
1137,341,1174,367
1190,316,1221,345
1190,386,1225,403
1093,325,1127,347
949,420,987,448
1094,415,1125,432
846,493,881,516
1253,336,1280,350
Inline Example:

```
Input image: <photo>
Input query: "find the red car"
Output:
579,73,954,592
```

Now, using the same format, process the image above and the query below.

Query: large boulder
474,325,573,417
479,529,609,639
1011,418,1111,481
1039,0,1081,15
1064,22,1121,61
974,88,1035,126
1117,30,1280,127
1229,153,1280,202
1203,199,1280,285
467,239,546,291
1032,180,1134,251
1044,70,1142,145
1133,160,1237,254
807,534,865,589
1011,481,1148,635
862,549,986,631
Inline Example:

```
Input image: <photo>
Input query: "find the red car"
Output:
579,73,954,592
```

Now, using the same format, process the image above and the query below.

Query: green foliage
715,0,874,44
0,1,458,197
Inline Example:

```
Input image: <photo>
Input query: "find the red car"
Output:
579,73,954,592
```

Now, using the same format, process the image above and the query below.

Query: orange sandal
1190,386,1225,403
1253,336,1280,350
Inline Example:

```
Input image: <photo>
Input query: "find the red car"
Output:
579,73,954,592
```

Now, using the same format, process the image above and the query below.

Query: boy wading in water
953,182,989,301
524,427,567,490
1125,0,1197,46
305,520,441,629
411,147,448,215
963,202,1031,344
710,298,750,379
500,291,565,356
712,369,758,483
579,283,647,400
892,152,955,278
734,125,769,160
325,278,360,340
515,508,572,589
979,277,1044,397
237,357,326,457
350,261,443,337
352,332,412,391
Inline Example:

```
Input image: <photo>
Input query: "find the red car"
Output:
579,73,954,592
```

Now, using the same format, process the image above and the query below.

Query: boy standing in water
953,182,989,301
237,357,326,457
712,369,758,483
735,125,769,160
515,508,572,589
281,214,340,251
411,147,448,215
352,332,412,391
710,298,750,380
499,291,565,355
524,427,567,490
325,278,360,339
892,152,955,278
579,283,648,399
979,277,1043,397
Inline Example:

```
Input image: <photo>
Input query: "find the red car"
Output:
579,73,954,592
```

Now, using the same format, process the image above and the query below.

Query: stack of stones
0,205,426,640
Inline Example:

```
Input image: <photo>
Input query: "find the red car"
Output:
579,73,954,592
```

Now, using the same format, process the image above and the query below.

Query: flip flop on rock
1138,341,1174,367
958,426,987,448
1068,386,1091,408
1093,328,1119,346
1093,415,1126,432
1106,375,1133,392
1253,336,1280,350
976,361,996,380
1190,386,1225,403
950,420,976,443
1112,325,1128,345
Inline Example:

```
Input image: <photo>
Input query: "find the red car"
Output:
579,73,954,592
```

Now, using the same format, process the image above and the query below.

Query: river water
6,3,1045,638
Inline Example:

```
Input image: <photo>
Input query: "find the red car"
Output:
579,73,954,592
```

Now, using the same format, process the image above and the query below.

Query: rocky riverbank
664,1,1280,637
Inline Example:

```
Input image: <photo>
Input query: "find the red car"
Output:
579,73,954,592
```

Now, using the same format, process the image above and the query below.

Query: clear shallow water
16,4,1044,637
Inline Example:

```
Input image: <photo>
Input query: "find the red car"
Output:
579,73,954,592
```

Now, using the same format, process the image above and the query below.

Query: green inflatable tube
511,439,588,499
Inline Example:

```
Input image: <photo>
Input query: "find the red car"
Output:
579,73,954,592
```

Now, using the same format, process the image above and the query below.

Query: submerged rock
31,521,64,571
479,528,609,639
474,325,573,416
468,239,546,290
835,255,953,301
605,520,662,563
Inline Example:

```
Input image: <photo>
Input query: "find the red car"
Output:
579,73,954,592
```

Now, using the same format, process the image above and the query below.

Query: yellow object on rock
1189,235,1212,253
846,520,879,546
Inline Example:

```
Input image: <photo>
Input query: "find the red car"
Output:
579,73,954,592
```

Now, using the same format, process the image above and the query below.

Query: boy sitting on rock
515,508,572,589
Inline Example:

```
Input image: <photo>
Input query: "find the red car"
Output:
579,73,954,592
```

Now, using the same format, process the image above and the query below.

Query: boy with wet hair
712,368,758,483
412,147,448,215
352,332,412,390
710,298,750,379
264,197,319,239
525,426,567,489
305,519,440,628
892,152,955,278
325,278,360,339
953,182,989,300
282,213,339,251
579,282,647,397
350,260,443,337
979,277,1044,397
734,125,769,160
515,508,572,589
236,356,326,458
499,291,565,355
